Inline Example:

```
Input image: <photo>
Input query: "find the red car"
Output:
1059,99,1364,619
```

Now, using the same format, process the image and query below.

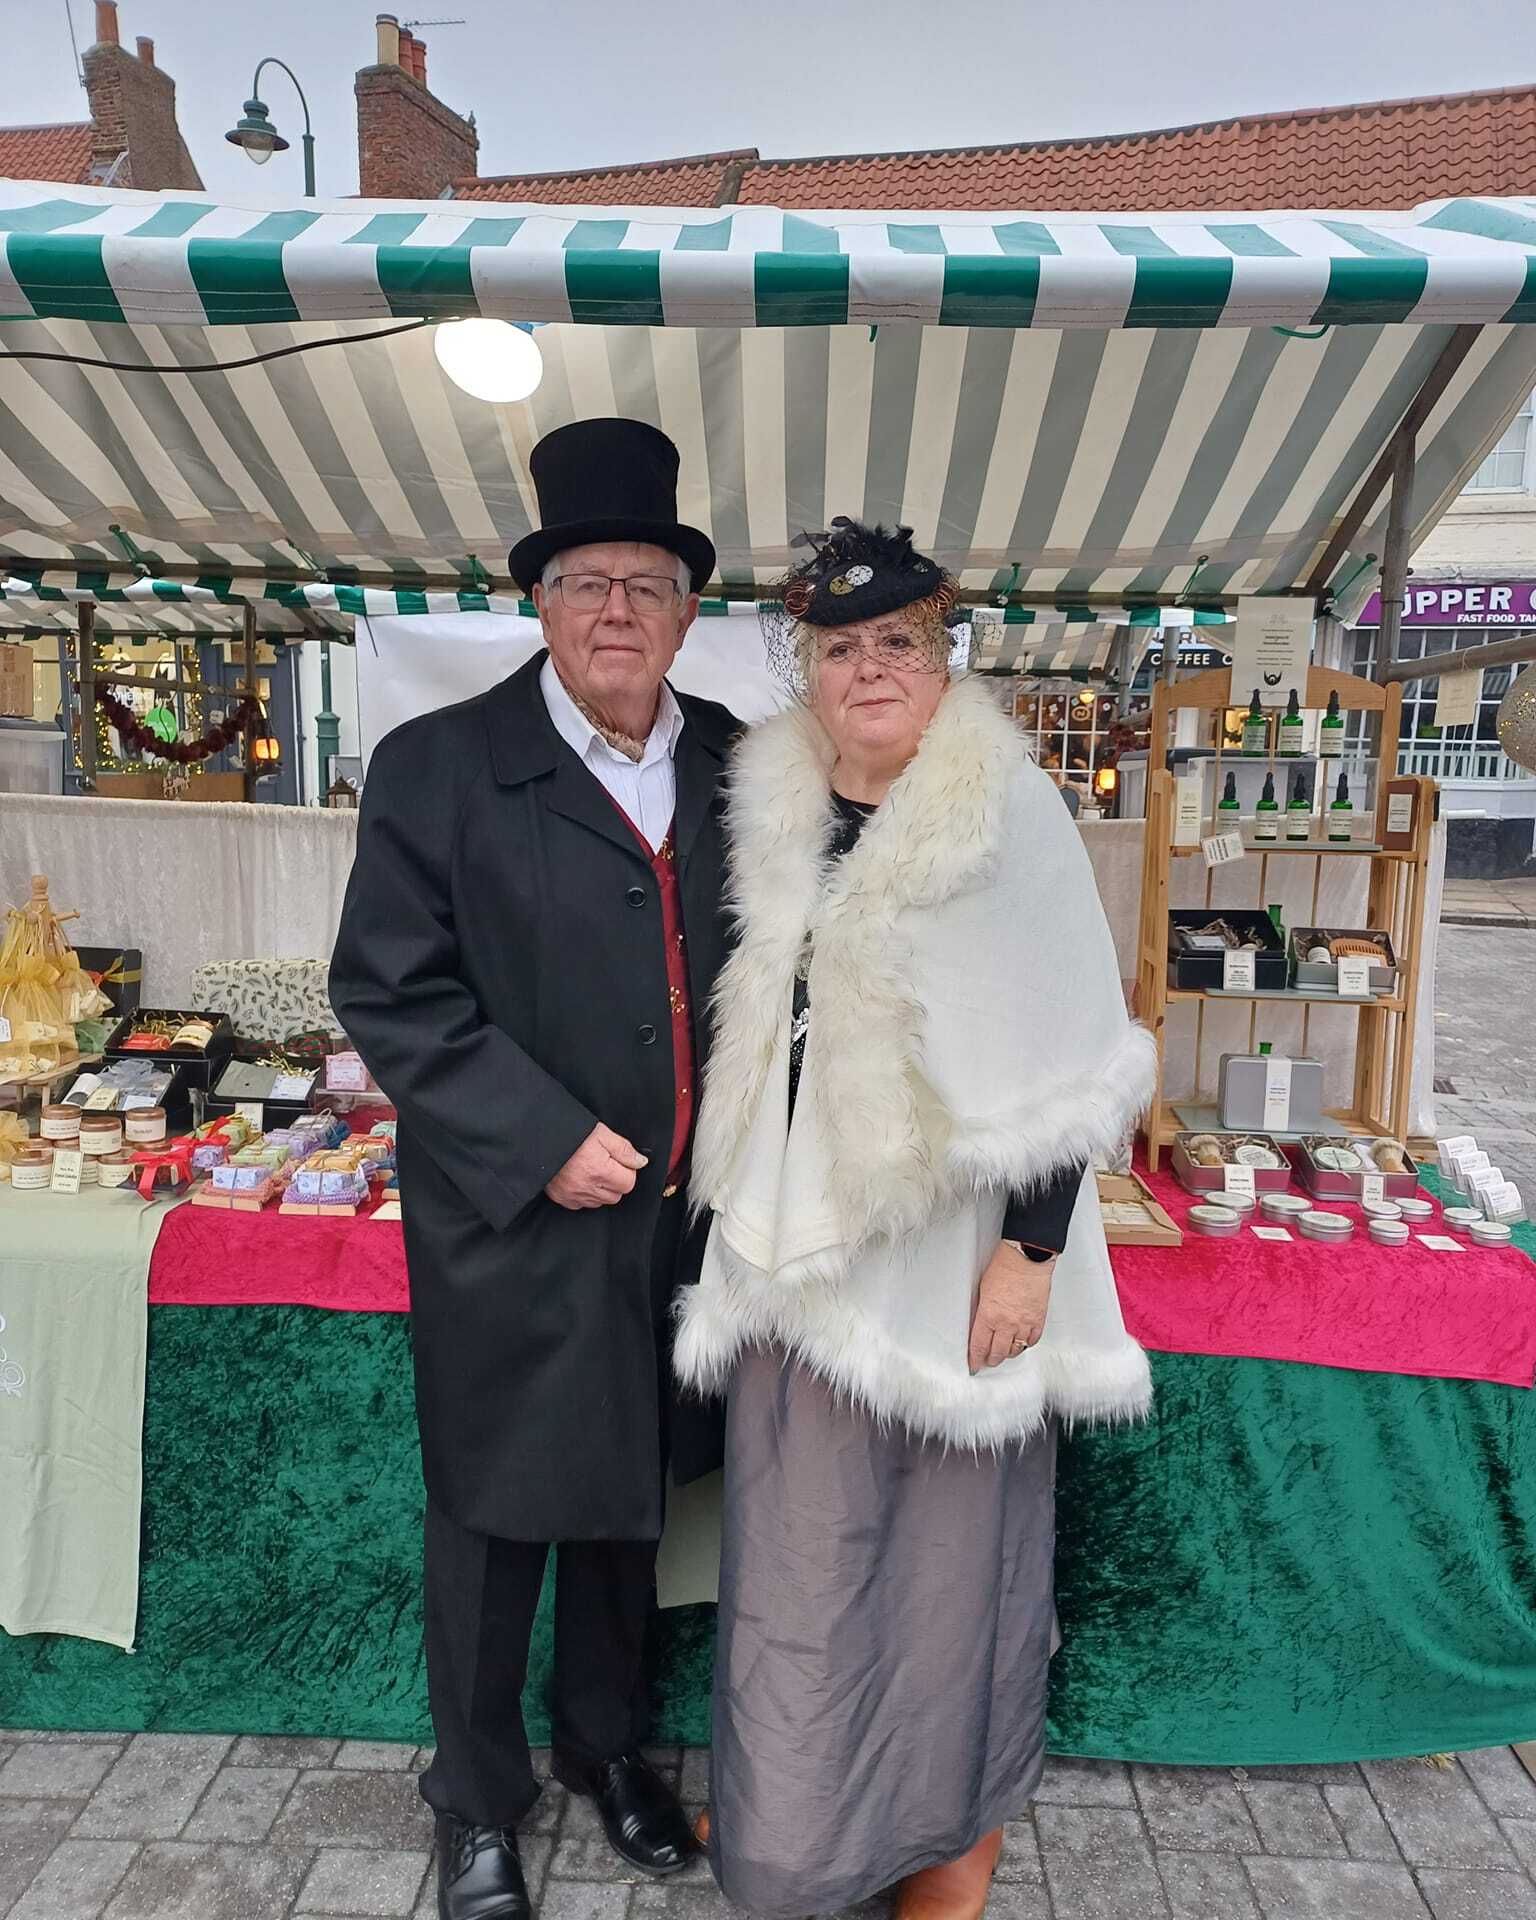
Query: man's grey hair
540,549,692,595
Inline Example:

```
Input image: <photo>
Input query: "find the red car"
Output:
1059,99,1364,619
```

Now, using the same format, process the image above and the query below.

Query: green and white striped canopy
3,180,1535,617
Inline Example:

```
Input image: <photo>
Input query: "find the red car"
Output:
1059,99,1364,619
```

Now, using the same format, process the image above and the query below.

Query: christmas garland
99,690,259,765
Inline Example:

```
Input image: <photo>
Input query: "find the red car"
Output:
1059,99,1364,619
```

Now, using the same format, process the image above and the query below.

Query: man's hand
968,1242,1055,1373
545,1124,649,1210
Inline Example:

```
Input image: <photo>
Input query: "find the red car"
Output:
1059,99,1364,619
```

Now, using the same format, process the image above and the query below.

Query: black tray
1167,909,1289,992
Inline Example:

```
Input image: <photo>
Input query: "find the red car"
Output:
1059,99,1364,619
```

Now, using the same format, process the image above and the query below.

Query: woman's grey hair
540,550,692,595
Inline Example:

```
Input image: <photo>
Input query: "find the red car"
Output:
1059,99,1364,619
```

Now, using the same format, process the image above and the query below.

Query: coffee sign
1356,581,1536,627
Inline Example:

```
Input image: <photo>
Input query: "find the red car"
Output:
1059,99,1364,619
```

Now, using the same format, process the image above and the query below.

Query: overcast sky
12,0,1536,202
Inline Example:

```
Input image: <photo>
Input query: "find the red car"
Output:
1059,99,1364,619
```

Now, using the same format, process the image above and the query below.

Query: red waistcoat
604,800,696,1185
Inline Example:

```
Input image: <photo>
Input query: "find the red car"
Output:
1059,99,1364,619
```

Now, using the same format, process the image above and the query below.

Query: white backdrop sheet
356,608,784,766
0,795,1440,1135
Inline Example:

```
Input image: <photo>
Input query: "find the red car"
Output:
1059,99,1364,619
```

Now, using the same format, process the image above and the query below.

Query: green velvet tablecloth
3,1299,1534,1763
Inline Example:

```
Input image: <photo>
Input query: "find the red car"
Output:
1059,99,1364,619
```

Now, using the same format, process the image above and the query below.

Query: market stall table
3,1171,1534,1764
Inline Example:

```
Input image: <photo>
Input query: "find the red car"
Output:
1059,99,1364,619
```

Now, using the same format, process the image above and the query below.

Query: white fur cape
673,674,1158,1450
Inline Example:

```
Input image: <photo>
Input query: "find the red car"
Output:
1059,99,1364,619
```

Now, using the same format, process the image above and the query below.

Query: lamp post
226,61,339,795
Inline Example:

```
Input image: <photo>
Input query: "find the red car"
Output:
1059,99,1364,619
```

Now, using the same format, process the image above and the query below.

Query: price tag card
50,1148,83,1194
0,1014,10,1044
1360,1172,1386,1205
270,1073,315,1103
1222,949,1257,993
1173,774,1204,847
1336,955,1372,997
235,1100,265,1132
1386,792,1415,836
1263,1057,1293,1131
1250,1224,1293,1241
1202,830,1246,868
1223,1164,1258,1203
1417,1234,1466,1252
83,1086,119,1110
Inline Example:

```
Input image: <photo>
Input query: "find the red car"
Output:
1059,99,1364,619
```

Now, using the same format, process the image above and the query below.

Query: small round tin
1442,1206,1484,1229
1361,1198,1403,1220
1314,1146,1362,1174
1395,1195,1434,1221
1300,1208,1355,1243
1369,1217,1410,1246
1189,1203,1242,1237
1260,1191,1311,1219
1234,1143,1284,1170
1469,1220,1513,1248
1214,1188,1257,1213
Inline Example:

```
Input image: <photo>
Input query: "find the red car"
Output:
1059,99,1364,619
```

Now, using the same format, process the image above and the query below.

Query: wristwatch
1002,1238,1056,1265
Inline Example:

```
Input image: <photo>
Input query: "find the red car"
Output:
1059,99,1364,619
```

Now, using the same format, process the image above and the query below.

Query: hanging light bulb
433,319,543,403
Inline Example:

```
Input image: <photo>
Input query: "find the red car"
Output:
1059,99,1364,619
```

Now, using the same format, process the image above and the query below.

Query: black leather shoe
435,1813,532,1920
551,1750,697,1877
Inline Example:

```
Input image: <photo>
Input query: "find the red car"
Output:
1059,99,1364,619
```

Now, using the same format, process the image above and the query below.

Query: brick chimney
82,4,203,190
357,13,479,199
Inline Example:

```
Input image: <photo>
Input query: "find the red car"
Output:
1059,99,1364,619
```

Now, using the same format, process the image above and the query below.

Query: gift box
72,947,144,1017
1291,1136,1421,1200
1167,910,1289,992
1172,1132,1295,1195
106,1009,234,1091
1289,927,1399,997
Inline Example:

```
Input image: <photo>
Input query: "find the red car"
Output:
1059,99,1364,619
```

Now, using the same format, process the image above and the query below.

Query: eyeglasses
549,573,682,614
816,633,945,673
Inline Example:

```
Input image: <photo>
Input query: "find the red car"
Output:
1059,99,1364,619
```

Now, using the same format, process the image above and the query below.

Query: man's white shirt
539,656,684,854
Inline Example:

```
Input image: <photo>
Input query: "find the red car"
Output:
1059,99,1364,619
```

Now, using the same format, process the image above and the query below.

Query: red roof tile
0,122,95,186
452,87,1536,214
455,150,757,206
736,87,1536,211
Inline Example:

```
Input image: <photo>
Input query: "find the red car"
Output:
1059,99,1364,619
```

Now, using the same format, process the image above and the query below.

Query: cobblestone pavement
1433,922,1536,1212
5,930,1535,1920
5,1733,1536,1920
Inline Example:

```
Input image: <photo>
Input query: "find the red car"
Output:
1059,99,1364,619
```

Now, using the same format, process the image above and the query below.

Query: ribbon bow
129,1136,196,1201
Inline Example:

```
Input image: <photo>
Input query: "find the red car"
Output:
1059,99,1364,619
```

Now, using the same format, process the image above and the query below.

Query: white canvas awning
2,181,1535,620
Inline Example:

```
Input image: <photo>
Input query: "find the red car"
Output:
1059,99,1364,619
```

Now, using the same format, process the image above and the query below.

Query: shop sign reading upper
1355,582,1536,627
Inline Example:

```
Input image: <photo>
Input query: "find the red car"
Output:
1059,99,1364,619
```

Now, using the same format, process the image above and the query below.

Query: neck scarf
557,669,658,763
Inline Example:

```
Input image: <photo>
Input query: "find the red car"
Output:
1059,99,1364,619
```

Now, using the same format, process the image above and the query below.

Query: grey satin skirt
707,1345,1057,1917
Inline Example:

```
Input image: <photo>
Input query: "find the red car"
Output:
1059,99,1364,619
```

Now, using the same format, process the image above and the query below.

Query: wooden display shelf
1167,986,1405,1010
1135,662,1434,1170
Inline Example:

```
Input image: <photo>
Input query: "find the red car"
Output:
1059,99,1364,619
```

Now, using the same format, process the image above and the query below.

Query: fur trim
693,676,1153,1247
944,1023,1160,1196
673,1245,1152,1451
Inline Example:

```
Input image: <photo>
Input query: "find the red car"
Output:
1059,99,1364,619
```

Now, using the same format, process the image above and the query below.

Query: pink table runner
1113,1159,1536,1388
146,1148,1536,1389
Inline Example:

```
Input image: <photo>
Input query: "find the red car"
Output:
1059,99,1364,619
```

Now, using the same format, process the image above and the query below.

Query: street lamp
225,58,316,196
227,59,335,793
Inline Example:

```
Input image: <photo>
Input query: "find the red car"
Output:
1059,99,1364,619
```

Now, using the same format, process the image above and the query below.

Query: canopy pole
1375,426,1415,686
76,601,96,794
1305,324,1479,600
241,603,258,805
1379,630,1536,684
315,642,339,793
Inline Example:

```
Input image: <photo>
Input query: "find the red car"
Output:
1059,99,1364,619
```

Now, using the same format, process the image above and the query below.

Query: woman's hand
968,1242,1054,1373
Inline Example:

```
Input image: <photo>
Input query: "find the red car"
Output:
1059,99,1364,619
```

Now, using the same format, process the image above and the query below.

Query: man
329,418,737,1920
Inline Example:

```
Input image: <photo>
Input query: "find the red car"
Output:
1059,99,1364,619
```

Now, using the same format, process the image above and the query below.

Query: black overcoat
328,652,739,1541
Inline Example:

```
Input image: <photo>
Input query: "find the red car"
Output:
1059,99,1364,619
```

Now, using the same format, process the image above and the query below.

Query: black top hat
508,418,716,595
780,518,954,629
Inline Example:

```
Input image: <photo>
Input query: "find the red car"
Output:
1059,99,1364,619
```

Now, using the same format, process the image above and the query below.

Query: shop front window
1347,626,1533,781
1465,391,1534,492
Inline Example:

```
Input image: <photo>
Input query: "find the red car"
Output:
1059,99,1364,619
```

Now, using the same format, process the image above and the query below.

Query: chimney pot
416,37,428,87
136,36,155,66
93,1,119,46
375,13,401,66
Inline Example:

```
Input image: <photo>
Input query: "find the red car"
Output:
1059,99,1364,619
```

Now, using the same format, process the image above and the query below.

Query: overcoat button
637,1024,657,1045
626,886,647,907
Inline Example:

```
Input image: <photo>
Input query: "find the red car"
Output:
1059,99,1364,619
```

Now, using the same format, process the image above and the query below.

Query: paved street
4,925,1535,1920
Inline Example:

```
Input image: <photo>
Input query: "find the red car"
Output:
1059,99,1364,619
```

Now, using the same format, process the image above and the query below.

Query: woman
675,521,1156,1920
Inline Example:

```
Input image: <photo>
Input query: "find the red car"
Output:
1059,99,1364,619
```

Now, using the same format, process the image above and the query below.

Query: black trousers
418,1189,686,1828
